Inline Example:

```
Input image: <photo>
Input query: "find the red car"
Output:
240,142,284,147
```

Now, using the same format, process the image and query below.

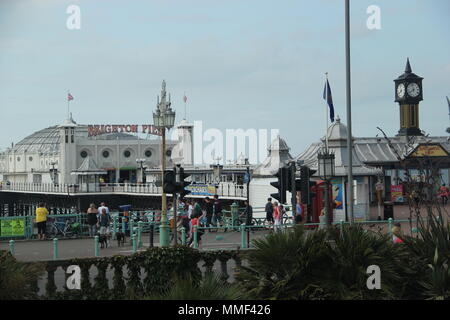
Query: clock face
397,83,405,98
407,83,420,97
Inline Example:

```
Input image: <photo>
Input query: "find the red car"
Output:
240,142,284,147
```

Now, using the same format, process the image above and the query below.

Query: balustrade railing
27,250,244,298
0,181,247,198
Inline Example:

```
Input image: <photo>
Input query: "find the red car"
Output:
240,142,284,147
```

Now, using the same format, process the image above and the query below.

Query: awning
120,166,137,170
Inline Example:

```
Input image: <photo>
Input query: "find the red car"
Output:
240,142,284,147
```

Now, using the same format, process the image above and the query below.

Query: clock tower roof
395,58,423,81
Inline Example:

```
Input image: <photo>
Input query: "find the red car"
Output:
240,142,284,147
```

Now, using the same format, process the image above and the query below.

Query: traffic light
176,166,191,199
163,170,176,193
270,166,291,204
300,166,317,205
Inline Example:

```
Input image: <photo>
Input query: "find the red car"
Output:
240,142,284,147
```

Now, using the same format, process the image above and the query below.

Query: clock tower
394,58,424,136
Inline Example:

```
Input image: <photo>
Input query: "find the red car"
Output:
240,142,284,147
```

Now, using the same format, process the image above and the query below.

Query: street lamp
153,80,176,247
317,148,335,227
136,158,147,183
49,161,58,185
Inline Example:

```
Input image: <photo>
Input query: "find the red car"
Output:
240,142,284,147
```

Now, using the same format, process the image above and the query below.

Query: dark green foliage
236,226,334,299
235,223,450,300
146,273,245,300
0,250,44,300
402,213,450,299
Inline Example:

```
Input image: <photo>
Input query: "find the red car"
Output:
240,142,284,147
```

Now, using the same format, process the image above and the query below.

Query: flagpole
345,0,354,224
67,90,70,120
184,91,187,120
325,73,329,152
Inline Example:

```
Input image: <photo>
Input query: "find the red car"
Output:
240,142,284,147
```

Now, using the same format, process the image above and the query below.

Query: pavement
0,229,271,262
2,204,448,263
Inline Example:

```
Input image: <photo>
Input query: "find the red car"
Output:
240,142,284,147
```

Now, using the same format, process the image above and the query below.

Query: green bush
0,250,44,300
235,223,450,300
146,273,245,300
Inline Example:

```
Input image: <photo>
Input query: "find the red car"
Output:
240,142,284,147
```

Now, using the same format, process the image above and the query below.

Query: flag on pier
323,79,335,123
68,93,74,101
447,96,450,115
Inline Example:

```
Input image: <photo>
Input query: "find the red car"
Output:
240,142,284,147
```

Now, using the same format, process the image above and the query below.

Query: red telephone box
309,181,333,226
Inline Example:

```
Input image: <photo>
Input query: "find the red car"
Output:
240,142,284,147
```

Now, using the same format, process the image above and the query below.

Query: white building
0,81,189,186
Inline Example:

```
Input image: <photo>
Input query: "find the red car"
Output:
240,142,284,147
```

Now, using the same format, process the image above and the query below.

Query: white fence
0,181,247,199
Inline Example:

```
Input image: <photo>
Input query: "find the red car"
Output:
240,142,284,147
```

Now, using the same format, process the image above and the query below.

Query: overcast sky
1,0,449,162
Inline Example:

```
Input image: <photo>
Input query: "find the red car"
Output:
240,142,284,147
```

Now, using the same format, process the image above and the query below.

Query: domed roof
321,116,353,143
12,126,61,154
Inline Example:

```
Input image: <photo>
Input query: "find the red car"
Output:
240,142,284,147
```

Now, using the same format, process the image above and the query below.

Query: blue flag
447,96,450,115
323,79,335,122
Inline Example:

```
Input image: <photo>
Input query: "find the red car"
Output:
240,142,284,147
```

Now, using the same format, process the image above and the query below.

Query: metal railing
0,181,247,198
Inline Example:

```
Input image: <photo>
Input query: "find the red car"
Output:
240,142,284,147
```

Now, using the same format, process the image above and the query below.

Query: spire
405,57,412,73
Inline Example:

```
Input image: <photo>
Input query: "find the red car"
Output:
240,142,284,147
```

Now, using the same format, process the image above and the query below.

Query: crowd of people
264,197,305,232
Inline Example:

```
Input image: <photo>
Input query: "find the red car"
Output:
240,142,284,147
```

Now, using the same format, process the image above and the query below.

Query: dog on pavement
116,231,125,247
98,234,108,248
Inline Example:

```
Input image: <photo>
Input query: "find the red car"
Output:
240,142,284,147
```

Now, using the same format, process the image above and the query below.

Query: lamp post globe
154,80,176,247
317,148,335,227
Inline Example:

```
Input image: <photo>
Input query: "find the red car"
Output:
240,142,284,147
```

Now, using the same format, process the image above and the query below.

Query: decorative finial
405,58,412,73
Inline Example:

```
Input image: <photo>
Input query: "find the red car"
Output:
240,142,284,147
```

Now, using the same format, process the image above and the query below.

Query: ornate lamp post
317,148,335,227
49,161,58,185
136,158,146,183
153,80,176,247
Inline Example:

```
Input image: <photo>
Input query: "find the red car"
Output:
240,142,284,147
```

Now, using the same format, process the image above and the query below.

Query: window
29,156,33,161
145,150,152,158
102,150,110,158
80,151,88,158
17,157,20,162
124,150,131,158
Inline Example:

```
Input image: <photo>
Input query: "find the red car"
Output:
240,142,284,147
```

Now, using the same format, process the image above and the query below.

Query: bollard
150,223,154,247
130,219,134,238
53,238,58,260
230,202,239,228
94,236,99,257
388,218,393,237
193,225,198,249
9,240,15,255
181,227,186,245
241,224,246,249
112,216,117,240
138,221,143,248
132,234,137,253
121,219,126,234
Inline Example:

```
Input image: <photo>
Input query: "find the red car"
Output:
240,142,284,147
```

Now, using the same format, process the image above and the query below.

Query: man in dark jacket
204,197,214,227
265,198,274,225
213,194,223,226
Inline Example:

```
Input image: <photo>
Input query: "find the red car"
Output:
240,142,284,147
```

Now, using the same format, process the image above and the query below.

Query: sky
0,0,449,163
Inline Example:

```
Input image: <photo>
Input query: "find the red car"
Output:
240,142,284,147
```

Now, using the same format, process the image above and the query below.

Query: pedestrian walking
86,203,98,236
392,223,404,244
273,201,282,232
242,200,253,227
98,202,110,217
189,211,203,247
97,208,111,237
35,202,49,240
295,202,304,225
213,194,223,226
204,197,214,228
265,198,274,225
439,184,449,205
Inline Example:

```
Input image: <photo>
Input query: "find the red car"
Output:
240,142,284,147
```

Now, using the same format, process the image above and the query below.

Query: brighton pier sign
87,124,162,137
